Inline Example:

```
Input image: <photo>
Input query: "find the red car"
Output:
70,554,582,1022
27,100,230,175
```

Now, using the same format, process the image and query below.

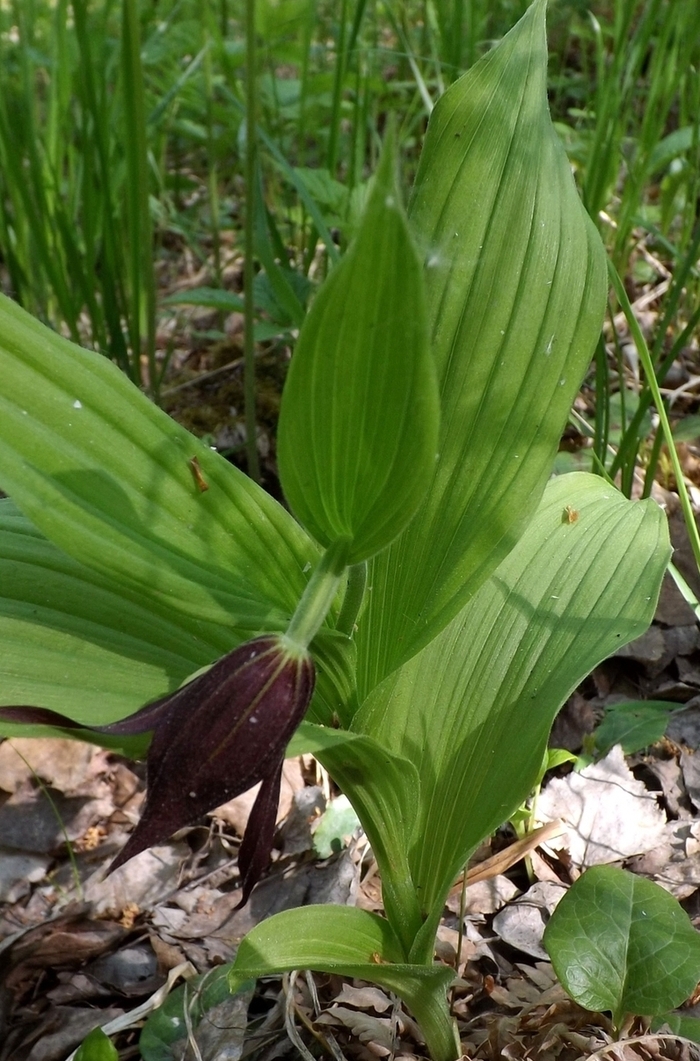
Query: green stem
408,991,460,1061
285,539,350,649
243,0,261,483
609,262,700,574
336,561,366,635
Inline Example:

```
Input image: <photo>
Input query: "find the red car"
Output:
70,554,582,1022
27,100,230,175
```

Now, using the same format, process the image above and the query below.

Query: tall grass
552,0,700,495
0,0,696,503
0,0,207,392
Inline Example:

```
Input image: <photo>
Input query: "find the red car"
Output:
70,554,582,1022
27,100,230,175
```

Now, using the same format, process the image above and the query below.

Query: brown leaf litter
4,570,700,1059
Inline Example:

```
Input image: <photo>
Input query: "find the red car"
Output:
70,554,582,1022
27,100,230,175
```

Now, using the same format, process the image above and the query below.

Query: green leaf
227,905,457,1061
162,287,246,313
286,720,422,954
139,966,249,1061
307,628,359,727
671,413,700,443
356,0,608,693
74,1028,118,1061
594,700,680,757
0,499,350,737
652,1013,700,1042
543,865,700,1026
0,291,318,638
277,132,439,565
0,499,214,737
292,167,350,217
312,795,361,858
353,474,670,958
646,126,696,176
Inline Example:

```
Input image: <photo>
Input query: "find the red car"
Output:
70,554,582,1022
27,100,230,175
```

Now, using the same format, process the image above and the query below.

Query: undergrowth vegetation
0,0,698,475
0,1,699,1058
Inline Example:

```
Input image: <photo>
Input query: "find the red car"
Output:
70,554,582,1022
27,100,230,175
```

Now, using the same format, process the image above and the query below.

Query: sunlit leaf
0,499,350,737
74,1028,118,1061
277,133,439,564
356,0,608,693
312,795,361,858
227,905,456,1061
0,499,212,739
0,292,319,636
354,474,670,958
544,866,700,1026
287,720,422,949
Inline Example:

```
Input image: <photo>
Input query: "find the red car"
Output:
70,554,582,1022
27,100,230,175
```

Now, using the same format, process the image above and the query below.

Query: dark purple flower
0,635,315,905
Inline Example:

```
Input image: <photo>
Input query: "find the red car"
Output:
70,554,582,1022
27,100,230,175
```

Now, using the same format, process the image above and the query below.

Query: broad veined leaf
593,699,680,757
227,906,456,1061
289,720,423,954
139,966,251,1061
0,500,352,735
0,292,320,635
0,499,213,720
277,132,439,564
544,866,700,1026
353,474,670,958
356,0,608,694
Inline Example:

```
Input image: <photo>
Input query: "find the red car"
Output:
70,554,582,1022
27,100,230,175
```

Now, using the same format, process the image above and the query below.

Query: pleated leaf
277,135,439,564
0,499,211,721
287,720,422,955
356,0,608,694
228,906,456,1061
0,499,351,736
0,292,318,637
353,474,670,958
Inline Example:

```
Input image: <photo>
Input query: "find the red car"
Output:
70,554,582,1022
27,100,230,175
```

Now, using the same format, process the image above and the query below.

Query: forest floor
3,259,700,1061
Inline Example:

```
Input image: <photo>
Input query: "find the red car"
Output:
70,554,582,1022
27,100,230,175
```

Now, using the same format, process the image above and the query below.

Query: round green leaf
594,700,679,757
312,795,361,858
544,865,700,1025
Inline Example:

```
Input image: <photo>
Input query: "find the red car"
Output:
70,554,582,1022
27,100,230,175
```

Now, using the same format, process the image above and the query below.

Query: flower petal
236,763,284,907
108,635,314,874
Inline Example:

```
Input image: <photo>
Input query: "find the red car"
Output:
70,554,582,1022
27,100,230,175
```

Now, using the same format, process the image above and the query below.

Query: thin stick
243,0,261,483
609,262,700,574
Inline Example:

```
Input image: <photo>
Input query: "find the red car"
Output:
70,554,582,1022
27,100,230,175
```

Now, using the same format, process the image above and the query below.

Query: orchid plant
0,2,671,1058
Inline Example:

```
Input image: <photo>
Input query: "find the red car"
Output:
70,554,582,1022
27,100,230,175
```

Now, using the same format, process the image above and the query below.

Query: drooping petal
0,705,89,729
0,635,315,893
0,686,178,737
108,635,314,873
236,762,284,907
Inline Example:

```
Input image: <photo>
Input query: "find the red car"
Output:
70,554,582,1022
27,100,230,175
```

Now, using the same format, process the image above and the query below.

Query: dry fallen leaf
492,881,568,959
537,745,666,869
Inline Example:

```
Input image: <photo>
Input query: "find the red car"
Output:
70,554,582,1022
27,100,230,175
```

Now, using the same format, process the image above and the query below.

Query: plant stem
609,262,700,575
407,990,460,1061
122,0,156,395
244,0,261,483
336,562,366,635
285,540,350,649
